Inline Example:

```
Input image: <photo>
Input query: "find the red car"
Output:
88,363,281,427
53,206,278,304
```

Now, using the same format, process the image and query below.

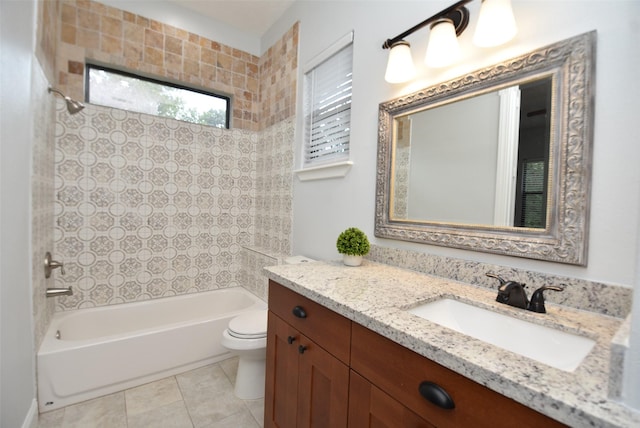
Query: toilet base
234,354,266,399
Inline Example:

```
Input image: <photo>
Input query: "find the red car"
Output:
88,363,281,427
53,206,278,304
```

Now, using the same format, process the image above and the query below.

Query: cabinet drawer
351,323,566,428
269,280,351,363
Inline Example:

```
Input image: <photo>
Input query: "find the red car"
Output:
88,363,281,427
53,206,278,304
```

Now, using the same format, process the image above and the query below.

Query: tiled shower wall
32,66,57,347
241,116,296,301
259,24,298,130
53,103,258,310
33,0,59,347
255,117,295,255
44,0,299,310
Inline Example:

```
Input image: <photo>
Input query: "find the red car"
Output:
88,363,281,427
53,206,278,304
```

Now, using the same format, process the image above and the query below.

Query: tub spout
46,287,73,297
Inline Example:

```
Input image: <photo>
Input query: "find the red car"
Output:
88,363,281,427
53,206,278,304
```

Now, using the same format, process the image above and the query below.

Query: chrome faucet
46,286,73,297
486,273,564,313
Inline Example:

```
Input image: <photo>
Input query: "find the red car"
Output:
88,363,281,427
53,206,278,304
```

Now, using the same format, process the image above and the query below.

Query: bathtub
37,287,266,412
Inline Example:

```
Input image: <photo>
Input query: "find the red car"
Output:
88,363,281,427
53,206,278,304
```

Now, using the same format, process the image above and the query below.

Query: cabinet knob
418,381,455,409
298,345,308,354
292,306,307,319
287,336,296,344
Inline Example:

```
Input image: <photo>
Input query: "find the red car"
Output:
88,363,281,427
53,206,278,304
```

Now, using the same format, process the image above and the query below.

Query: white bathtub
37,287,266,412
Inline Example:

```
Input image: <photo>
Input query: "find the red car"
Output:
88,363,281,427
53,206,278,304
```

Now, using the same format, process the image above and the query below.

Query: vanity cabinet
265,281,566,428
350,323,566,428
348,370,435,427
265,281,351,428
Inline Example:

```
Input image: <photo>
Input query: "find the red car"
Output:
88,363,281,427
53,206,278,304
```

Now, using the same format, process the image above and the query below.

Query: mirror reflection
392,77,553,228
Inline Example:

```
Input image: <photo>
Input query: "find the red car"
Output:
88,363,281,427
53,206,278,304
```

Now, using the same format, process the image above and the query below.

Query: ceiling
171,0,296,37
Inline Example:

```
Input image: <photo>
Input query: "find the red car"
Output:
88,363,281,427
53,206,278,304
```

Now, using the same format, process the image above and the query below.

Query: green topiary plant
336,227,371,256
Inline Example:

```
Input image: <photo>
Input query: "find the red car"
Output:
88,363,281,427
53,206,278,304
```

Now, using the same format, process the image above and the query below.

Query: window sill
294,161,353,181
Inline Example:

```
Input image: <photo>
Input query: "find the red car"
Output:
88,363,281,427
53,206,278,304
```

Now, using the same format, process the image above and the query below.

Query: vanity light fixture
473,0,518,47
424,18,462,68
385,41,417,83
382,0,518,83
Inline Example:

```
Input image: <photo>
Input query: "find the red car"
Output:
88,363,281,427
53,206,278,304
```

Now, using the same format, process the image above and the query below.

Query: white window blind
303,35,353,167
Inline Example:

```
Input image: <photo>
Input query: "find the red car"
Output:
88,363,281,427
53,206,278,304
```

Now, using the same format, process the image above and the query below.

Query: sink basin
407,298,595,372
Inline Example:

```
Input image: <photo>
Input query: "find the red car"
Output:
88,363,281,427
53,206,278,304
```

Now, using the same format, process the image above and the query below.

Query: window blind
303,42,353,166
520,159,545,228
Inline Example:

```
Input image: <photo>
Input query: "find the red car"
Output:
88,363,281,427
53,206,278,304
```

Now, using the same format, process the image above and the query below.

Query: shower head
48,87,85,114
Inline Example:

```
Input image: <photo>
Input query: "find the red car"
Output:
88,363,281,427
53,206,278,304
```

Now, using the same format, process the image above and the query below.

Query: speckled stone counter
264,260,640,428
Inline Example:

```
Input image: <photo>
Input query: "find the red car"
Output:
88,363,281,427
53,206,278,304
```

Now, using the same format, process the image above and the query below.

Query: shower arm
48,86,85,114
48,87,66,98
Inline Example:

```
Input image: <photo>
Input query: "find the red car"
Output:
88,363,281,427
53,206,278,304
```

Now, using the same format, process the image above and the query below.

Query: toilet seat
228,310,267,339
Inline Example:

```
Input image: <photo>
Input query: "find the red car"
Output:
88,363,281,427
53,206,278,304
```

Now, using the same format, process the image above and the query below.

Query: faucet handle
485,272,507,286
44,252,65,278
528,285,564,313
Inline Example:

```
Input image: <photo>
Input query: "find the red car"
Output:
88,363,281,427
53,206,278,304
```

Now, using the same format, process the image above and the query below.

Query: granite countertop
264,260,640,428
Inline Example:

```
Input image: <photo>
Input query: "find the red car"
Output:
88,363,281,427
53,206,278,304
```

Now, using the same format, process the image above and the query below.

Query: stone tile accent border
57,0,259,130
259,24,299,129
367,244,632,318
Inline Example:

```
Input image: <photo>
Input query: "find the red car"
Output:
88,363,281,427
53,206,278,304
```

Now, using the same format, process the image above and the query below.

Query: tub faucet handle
44,252,65,278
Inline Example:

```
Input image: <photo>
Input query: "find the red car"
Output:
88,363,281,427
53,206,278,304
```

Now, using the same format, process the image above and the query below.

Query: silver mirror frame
375,31,596,265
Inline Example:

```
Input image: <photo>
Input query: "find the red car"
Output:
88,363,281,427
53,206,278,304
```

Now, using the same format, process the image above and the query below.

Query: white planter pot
342,254,363,267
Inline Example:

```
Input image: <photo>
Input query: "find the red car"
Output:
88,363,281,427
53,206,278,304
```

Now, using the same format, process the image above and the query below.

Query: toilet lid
228,310,268,339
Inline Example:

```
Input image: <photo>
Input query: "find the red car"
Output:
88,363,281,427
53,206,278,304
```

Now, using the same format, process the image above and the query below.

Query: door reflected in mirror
391,77,553,228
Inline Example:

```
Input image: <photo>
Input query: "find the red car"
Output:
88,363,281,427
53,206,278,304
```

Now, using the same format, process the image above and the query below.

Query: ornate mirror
375,32,595,265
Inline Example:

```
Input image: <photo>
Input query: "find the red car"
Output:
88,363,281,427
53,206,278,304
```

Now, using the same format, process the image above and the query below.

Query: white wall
264,0,640,288
407,92,499,224
1,0,38,426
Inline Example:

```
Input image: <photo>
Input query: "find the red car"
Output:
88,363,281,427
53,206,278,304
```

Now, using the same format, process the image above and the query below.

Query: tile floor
36,357,264,428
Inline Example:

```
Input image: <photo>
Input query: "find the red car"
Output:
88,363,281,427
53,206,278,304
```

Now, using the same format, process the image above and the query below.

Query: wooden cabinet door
265,311,350,428
265,312,301,428
348,371,435,428
296,336,350,428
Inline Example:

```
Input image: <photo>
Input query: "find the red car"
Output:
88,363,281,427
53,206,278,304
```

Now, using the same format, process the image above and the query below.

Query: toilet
221,309,268,399
222,255,314,399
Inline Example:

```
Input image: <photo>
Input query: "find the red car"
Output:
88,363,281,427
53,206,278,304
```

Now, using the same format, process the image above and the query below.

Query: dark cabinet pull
298,345,307,354
292,306,307,318
418,381,455,409
287,336,296,344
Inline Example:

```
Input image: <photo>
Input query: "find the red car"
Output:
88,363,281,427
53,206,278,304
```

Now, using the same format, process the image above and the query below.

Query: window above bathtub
85,64,231,128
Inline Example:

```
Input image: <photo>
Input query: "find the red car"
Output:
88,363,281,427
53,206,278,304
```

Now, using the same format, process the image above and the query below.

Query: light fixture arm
382,0,473,49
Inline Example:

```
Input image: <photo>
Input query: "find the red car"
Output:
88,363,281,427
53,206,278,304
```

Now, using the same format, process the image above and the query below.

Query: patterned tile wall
240,247,280,301
241,117,296,300
55,0,261,131
53,102,257,310
255,117,295,255
393,144,410,219
32,63,57,348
